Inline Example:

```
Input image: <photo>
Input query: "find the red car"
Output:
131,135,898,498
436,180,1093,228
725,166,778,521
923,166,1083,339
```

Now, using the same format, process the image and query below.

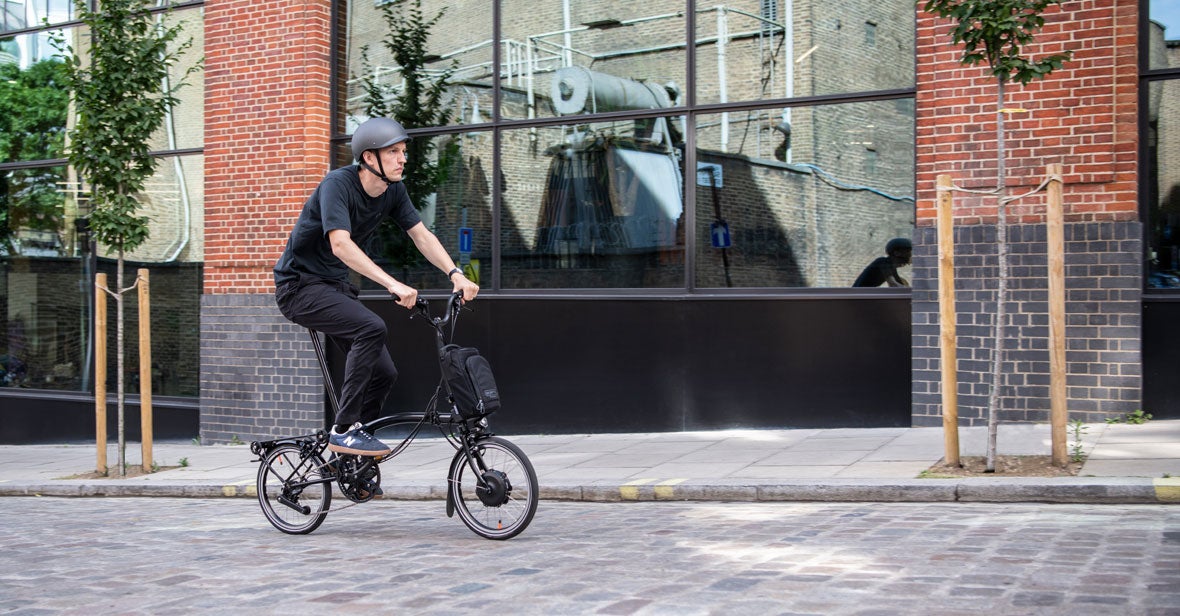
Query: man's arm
405,222,480,301
327,229,418,308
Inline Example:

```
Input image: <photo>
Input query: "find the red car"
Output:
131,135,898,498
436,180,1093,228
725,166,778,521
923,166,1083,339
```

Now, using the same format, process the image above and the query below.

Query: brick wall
199,0,333,442
199,294,325,441
913,0,1142,426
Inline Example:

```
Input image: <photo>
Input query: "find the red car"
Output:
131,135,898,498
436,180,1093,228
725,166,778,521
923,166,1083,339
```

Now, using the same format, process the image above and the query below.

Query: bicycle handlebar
412,292,465,329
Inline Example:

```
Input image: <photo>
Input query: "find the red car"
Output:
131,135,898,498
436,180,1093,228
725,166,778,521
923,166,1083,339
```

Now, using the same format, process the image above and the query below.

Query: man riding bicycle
274,117,479,457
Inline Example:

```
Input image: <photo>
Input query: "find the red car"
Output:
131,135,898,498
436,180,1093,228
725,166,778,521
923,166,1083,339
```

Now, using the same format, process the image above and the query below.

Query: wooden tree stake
1047,164,1067,466
138,268,153,470
95,273,108,474
937,174,960,466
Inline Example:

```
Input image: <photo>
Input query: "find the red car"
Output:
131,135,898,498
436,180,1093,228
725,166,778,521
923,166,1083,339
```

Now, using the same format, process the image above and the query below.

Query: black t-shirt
852,256,896,287
274,165,422,285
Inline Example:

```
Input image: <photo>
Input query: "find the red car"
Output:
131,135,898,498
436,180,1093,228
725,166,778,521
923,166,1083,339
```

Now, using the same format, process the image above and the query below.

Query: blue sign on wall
459,227,473,253
710,222,731,249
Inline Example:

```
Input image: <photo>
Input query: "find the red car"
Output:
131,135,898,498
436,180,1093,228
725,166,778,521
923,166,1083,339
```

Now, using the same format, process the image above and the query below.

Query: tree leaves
922,0,1072,85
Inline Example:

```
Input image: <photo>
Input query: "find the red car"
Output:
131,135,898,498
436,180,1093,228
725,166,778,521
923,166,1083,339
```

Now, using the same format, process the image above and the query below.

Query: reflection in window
695,100,914,288
501,0,686,121
1148,80,1180,289
344,0,493,130
1148,0,1180,71
359,133,496,291
1,158,203,394
694,0,914,104
1,0,73,35
502,118,685,289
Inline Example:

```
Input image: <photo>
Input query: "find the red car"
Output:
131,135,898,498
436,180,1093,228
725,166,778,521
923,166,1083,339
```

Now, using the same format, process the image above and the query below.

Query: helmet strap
360,152,395,185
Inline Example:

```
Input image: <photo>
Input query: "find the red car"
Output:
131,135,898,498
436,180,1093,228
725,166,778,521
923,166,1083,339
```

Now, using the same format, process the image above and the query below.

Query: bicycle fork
445,439,490,518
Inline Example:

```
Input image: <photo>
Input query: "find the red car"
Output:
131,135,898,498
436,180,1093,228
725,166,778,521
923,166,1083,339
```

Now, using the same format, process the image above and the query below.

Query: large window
1146,0,1180,289
340,0,915,292
0,4,204,395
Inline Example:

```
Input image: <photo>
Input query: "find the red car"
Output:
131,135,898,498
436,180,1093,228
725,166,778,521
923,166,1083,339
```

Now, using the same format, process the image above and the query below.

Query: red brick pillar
199,0,334,442
912,0,1142,426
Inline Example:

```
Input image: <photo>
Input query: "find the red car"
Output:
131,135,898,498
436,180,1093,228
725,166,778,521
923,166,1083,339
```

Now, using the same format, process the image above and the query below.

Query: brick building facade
912,0,1143,425
187,0,1166,442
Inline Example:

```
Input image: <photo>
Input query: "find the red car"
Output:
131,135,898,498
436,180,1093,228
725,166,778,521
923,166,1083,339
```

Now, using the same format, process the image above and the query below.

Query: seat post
307,329,341,415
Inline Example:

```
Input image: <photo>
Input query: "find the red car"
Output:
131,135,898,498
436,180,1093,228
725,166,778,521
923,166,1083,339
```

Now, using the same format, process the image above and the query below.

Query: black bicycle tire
449,436,538,540
256,444,331,535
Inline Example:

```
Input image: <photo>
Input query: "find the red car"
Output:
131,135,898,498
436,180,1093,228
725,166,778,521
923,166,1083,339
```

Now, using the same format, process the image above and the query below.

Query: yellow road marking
1154,477,1180,503
619,478,656,500
654,478,688,500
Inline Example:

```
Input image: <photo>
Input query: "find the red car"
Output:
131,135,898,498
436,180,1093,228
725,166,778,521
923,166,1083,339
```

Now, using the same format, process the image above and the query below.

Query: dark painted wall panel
1144,300,1180,420
362,297,912,434
0,395,198,444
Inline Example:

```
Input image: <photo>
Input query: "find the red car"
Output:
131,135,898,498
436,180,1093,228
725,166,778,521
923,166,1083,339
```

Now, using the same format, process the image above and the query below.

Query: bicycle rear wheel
256,443,331,535
449,436,538,540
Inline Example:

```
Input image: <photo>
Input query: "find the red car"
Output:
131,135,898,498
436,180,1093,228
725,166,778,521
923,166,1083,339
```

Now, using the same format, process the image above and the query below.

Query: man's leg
277,281,394,429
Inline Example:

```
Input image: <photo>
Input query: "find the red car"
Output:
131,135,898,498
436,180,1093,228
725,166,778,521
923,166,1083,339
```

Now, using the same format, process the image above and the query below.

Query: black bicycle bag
441,344,501,418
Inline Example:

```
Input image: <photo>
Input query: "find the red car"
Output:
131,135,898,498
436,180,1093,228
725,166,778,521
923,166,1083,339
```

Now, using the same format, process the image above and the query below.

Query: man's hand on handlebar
388,280,418,309
451,272,479,303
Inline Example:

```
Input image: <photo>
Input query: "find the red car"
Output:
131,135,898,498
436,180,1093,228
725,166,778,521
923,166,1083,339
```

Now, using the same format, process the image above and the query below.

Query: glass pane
2,164,82,391
500,0,686,121
1148,80,1180,288
94,257,202,397
0,28,68,70
0,52,69,164
695,100,914,288
1148,0,1180,71
115,154,205,263
147,7,204,151
344,0,493,131
1,155,203,395
501,118,686,289
694,0,914,104
1,254,89,390
357,133,491,291
2,0,74,35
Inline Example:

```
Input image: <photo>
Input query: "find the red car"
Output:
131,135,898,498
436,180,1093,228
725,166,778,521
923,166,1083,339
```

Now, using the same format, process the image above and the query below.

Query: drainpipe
562,0,573,66
716,6,729,153
782,0,793,162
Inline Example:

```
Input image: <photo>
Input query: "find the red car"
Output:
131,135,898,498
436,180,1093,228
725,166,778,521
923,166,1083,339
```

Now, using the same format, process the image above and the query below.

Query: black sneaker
328,423,392,457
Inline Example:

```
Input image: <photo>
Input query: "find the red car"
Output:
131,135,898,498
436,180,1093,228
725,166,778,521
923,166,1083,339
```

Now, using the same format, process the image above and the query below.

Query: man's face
369,142,408,181
892,248,912,266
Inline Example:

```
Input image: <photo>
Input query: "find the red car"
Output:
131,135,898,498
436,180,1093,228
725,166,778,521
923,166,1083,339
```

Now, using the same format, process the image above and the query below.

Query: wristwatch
447,267,463,280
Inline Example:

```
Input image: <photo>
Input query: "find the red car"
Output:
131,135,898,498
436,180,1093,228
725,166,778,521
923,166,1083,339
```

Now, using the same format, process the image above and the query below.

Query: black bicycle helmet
351,117,410,162
885,237,912,255
351,118,410,184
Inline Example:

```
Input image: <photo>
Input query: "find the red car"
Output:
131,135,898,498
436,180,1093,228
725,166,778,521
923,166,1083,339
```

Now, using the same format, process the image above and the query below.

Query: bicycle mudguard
445,447,463,518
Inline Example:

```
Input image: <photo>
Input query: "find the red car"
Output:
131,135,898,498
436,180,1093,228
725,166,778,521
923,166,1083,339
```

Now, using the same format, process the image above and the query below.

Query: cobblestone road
0,498,1177,615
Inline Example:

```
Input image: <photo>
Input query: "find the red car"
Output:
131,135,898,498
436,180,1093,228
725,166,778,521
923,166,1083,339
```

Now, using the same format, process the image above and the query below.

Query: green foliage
51,0,200,255
922,0,1072,85
362,0,460,276
1069,419,1087,463
0,60,70,254
1105,409,1153,425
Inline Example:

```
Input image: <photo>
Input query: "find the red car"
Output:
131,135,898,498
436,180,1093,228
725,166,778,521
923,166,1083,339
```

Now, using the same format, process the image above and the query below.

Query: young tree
53,0,199,475
922,0,1072,471
360,0,459,281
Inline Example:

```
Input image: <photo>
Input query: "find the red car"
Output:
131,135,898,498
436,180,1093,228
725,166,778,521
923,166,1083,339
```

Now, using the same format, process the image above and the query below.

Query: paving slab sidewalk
0,421,1177,504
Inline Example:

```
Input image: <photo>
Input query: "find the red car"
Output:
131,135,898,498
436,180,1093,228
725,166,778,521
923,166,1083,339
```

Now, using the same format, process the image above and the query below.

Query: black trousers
275,277,397,427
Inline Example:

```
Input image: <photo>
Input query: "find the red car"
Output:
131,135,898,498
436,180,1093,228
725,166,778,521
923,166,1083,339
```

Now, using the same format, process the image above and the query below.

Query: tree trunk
985,79,1009,473
116,251,126,477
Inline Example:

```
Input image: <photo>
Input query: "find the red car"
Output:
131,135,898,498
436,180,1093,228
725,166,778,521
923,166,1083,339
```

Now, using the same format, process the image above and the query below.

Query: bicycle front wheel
256,443,332,535
449,436,538,540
